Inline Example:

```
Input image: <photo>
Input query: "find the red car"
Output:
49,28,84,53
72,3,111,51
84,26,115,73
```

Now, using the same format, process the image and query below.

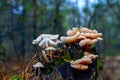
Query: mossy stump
39,44,103,80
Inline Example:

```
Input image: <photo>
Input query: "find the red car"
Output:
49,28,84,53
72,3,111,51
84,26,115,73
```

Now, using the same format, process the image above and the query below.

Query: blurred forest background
0,0,120,80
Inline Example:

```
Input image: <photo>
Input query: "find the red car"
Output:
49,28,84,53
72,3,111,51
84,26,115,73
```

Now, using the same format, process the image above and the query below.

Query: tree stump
40,45,103,80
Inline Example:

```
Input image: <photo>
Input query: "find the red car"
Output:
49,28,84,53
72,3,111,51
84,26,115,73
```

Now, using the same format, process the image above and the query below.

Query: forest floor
0,56,120,80
103,56,120,80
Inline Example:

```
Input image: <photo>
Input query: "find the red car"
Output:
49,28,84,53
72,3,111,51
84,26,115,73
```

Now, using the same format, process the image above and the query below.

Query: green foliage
97,56,104,77
26,3,33,11
10,74,23,80
63,23,71,30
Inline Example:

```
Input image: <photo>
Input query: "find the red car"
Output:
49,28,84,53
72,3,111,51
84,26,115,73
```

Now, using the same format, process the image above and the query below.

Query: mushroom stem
50,50,53,61
34,67,37,76
47,50,52,62
45,47,56,62
38,68,41,76
42,50,50,63
33,62,44,77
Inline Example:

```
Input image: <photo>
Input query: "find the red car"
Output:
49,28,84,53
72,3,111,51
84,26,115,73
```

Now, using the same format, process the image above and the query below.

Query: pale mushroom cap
48,40,57,46
32,34,59,45
33,62,44,68
97,37,103,40
38,38,48,47
70,63,88,70
45,47,56,50
72,27,79,30
32,35,42,44
41,34,59,40
32,40,38,44
54,39,62,44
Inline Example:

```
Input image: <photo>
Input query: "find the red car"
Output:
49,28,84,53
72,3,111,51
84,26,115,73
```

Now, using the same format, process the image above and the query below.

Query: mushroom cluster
60,27,103,47
32,34,61,48
31,27,103,71
32,34,61,63
70,52,98,70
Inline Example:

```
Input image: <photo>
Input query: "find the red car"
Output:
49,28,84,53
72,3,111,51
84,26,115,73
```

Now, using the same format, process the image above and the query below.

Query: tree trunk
32,0,37,39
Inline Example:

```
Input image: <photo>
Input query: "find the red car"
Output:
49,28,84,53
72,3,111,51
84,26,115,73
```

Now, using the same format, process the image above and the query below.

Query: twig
22,46,39,80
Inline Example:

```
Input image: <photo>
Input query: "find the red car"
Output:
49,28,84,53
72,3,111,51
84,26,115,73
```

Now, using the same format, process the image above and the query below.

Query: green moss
97,57,104,74
10,74,23,80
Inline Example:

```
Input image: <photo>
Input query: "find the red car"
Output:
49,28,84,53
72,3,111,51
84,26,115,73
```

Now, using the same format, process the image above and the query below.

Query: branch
106,1,120,20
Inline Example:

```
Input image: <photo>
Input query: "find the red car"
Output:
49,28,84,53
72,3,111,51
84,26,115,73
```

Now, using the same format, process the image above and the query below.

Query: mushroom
32,35,42,44
33,62,44,76
79,39,98,47
79,27,97,33
45,47,56,62
32,34,60,48
75,57,92,65
38,38,48,47
48,39,57,47
38,38,57,48
60,27,103,47
80,33,102,39
70,61,88,70
60,32,80,43
67,27,98,36
42,50,50,63
67,28,80,36
40,34,59,40
70,56,91,70
70,51,98,70
84,52,98,60
53,39,62,44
